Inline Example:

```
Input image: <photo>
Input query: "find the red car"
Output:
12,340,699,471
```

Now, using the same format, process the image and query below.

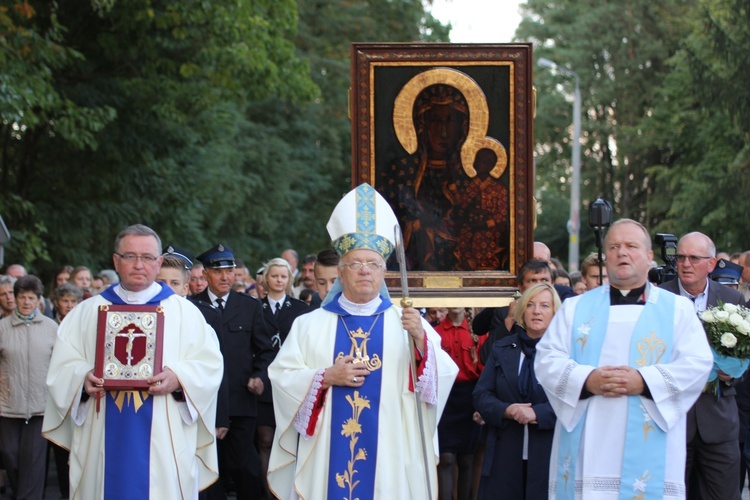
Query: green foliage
1,0,318,274
686,0,750,136
1,0,447,279
0,193,49,264
521,0,750,265
644,0,750,251
0,2,116,152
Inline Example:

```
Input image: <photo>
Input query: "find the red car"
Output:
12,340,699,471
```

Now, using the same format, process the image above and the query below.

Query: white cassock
267,304,458,500
42,290,223,499
535,285,713,499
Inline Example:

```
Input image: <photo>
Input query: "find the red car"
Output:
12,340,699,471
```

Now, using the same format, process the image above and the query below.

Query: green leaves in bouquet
700,302,750,359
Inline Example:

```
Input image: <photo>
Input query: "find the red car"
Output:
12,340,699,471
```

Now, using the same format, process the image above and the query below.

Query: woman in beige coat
0,275,58,499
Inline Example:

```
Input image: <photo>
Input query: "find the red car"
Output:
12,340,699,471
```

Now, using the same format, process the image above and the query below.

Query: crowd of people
1,199,750,498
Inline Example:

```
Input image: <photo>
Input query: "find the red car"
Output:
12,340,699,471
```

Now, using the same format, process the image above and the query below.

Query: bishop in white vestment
267,184,458,499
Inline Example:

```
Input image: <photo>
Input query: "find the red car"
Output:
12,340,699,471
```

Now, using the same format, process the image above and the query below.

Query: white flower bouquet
700,302,750,393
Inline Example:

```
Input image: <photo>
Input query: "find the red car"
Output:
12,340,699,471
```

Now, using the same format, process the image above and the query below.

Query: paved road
1,453,748,499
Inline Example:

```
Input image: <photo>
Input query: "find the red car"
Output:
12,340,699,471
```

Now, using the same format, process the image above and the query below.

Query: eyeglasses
675,254,713,264
341,261,385,272
115,253,159,264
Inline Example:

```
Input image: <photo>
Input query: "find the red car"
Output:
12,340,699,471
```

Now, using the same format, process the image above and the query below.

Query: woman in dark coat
473,282,560,499
257,257,309,497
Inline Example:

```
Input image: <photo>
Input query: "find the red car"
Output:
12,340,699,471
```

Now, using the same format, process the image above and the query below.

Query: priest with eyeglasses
42,224,223,498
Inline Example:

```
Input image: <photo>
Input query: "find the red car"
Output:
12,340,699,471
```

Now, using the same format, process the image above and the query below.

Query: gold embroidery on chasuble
335,391,371,500
631,469,652,500
575,321,591,353
110,390,150,413
335,317,383,372
562,455,572,488
640,404,655,442
636,332,666,367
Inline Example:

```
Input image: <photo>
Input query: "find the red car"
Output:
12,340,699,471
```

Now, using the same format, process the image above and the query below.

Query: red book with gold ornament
94,304,165,390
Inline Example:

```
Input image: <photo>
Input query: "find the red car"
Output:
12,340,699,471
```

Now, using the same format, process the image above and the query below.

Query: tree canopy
1,0,448,279
9,0,745,278
522,0,750,263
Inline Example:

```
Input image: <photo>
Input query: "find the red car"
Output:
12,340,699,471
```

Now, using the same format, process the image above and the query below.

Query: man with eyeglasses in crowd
42,224,223,498
660,231,745,500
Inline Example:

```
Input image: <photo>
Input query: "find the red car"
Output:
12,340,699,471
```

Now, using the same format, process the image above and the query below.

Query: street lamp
538,57,581,272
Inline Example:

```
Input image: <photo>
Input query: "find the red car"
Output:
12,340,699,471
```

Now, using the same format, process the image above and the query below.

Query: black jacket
259,296,309,403
192,289,274,417
188,296,230,428
260,296,310,350
660,278,745,443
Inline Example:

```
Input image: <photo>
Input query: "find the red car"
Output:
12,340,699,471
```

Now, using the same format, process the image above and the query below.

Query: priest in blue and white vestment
535,219,713,499
267,184,458,499
42,225,223,499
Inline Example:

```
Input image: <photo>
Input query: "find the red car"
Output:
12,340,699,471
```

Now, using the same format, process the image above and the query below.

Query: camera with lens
648,233,678,285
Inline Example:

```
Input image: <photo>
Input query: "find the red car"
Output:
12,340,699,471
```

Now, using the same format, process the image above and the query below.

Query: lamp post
538,57,581,272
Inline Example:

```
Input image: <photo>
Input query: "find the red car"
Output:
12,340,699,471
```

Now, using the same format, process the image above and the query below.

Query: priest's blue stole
327,312,384,500
556,286,674,499
99,283,173,499
104,390,153,499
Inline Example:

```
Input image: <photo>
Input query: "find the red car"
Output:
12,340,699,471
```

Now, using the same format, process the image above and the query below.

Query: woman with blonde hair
257,257,308,497
69,266,95,299
473,282,561,499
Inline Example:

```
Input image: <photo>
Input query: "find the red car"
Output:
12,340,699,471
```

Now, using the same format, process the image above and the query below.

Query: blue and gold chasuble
98,283,174,499
323,293,392,500
557,286,675,500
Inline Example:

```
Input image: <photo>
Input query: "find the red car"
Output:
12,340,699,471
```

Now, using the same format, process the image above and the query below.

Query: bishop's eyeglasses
340,261,385,271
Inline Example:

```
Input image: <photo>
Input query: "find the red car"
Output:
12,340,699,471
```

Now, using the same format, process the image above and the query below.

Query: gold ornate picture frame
350,43,534,304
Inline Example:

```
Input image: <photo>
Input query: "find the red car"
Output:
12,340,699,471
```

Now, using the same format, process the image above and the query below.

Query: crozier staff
267,183,458,499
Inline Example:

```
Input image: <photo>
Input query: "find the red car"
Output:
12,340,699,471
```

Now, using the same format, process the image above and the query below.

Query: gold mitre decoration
327,183,398,259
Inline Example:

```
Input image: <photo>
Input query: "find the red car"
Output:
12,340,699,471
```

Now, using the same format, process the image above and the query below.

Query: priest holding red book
42,224,223,498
